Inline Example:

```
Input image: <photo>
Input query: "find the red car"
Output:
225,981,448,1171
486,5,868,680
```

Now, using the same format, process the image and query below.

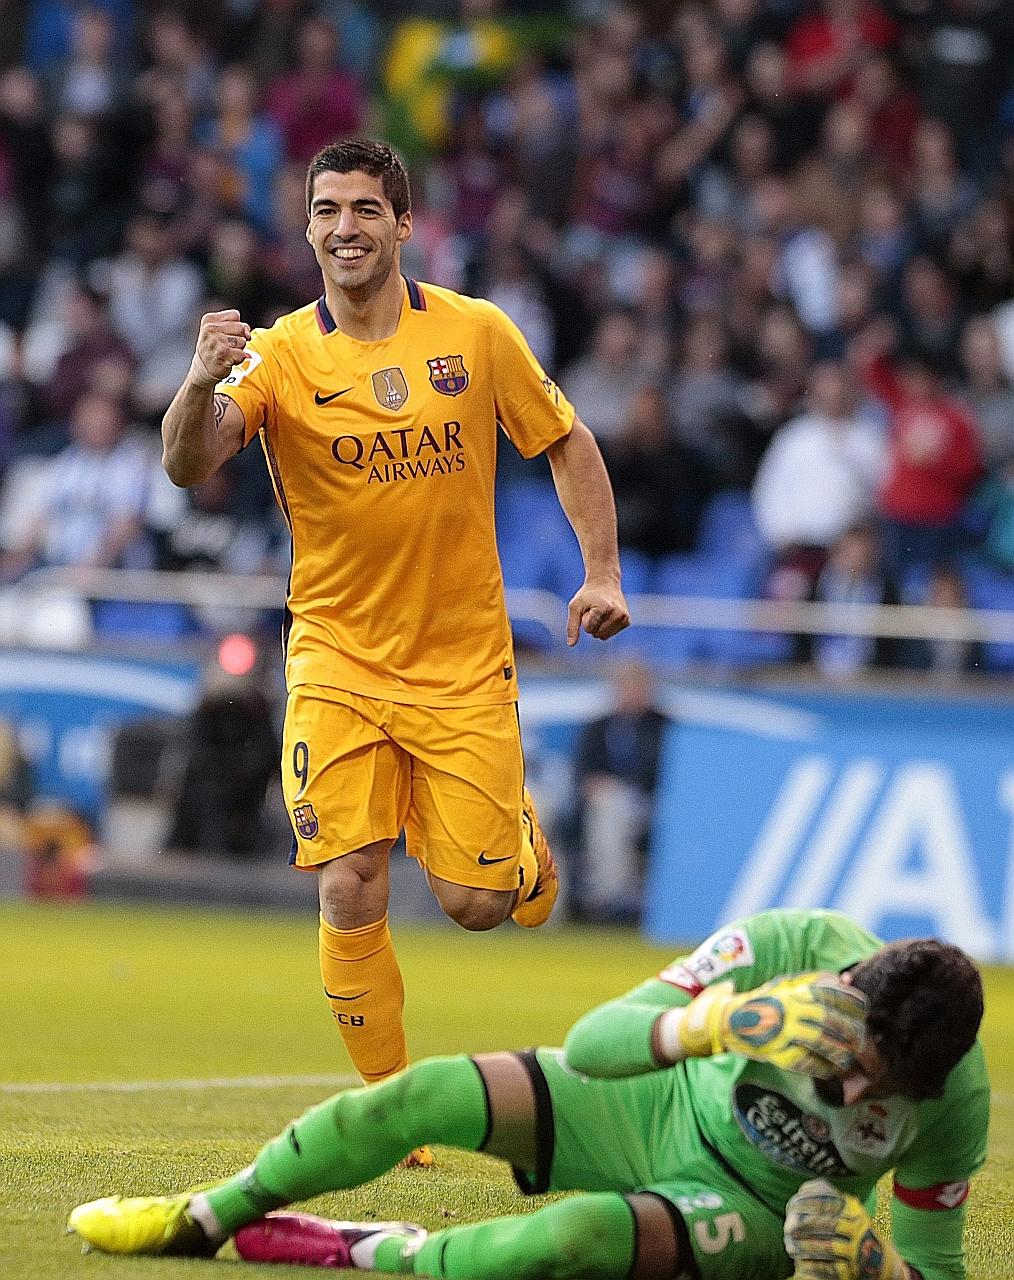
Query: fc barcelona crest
427,354,469,397
293,802,319,839
371,367,409,411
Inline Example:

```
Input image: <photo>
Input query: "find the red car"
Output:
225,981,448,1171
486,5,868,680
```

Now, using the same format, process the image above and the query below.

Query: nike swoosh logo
314,388,354,405
323,989,371,1000
477,852,513,865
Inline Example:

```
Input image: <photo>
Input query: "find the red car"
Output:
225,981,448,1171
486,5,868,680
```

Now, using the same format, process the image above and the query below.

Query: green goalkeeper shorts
510,1048,792,1280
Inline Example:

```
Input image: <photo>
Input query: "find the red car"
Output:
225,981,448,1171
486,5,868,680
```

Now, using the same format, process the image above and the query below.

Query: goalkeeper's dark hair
848,939,983,1100
305,139,411,219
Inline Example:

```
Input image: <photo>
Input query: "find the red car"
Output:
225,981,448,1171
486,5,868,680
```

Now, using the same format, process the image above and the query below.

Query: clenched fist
188,309,252,390
566,579,630,645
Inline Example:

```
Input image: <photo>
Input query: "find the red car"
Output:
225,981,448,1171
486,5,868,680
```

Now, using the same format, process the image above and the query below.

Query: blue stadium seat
618,549,651,596
498,487,785,666
499,480,588,649
92,601,195,640
619,554,729,668
496,480,561,550
498,484,561,581
696,489,771,574
961,562,1014,671
640,553,791,669
899,563,932,605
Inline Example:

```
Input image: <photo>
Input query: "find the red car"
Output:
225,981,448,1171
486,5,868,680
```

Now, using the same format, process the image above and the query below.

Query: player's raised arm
565,911,875,1080
161,309,251,487
564,969,866,1081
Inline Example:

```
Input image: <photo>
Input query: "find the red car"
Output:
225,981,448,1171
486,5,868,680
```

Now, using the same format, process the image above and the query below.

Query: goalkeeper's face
815,1041,896,1108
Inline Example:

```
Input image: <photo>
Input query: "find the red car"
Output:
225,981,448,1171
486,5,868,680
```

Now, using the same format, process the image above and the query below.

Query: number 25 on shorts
695,1210,746,1255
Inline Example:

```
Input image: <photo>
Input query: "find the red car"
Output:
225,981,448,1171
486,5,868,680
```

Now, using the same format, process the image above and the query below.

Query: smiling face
306,169,412,299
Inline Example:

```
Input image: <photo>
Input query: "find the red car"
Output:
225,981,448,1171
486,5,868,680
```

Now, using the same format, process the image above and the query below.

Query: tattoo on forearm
212,394,229,429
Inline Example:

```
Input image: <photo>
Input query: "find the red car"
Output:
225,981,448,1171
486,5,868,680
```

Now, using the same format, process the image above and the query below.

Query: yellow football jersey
216,277,575,705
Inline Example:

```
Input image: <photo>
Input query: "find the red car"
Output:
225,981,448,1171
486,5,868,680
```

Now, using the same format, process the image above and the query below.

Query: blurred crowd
1,0,1013,675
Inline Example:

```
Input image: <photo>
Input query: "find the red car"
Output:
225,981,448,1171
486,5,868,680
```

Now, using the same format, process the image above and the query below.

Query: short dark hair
849,938,983,1100
305,139,411,220
896,340,947,378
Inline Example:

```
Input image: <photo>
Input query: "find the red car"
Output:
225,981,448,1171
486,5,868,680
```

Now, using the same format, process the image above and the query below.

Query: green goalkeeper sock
202,1056,488,1235
374,1193,636,1279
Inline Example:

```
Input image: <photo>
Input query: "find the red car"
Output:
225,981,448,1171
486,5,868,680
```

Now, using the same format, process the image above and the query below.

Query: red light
218,633,257,677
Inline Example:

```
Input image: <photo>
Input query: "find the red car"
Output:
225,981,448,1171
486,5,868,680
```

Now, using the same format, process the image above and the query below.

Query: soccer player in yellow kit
160,139,630,1156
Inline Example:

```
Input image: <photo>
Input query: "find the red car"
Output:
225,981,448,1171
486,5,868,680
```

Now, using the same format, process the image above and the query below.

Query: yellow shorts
282,685,525,890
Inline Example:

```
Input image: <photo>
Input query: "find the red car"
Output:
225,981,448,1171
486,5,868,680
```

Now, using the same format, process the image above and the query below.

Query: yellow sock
518,825,538,904
319,914,408,1084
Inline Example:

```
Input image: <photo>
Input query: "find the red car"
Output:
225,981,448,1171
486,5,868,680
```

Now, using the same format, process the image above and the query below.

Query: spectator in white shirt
752,359,887,601
0,390,155,581
101,211,204,362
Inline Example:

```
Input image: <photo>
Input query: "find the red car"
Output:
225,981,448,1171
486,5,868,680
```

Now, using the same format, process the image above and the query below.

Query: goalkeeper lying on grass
68,908,988,1280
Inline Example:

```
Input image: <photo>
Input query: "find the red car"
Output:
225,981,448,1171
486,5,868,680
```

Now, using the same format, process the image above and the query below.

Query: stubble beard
323,244,397,304
813,1077,846,1107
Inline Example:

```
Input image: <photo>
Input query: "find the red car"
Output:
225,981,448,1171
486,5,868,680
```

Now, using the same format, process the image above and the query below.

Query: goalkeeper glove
784,1179,909,1280
664,972,867,1077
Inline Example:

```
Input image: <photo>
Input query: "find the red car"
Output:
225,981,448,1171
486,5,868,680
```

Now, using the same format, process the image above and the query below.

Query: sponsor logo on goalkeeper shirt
853,1103,889,1148
330,420,465,484
733,1083,851,1177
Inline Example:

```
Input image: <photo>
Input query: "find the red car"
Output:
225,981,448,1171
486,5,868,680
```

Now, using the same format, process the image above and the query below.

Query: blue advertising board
645,688,1014,962
0,651,201,819
2,653,1010,959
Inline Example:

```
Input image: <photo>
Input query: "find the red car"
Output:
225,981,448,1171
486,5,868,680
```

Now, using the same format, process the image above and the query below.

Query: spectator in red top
786,0,896,99
855,323,983,571
264,16,362,165
846,50,920,175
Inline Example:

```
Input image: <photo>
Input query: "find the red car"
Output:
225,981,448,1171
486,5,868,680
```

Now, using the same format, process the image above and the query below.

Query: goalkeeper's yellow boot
67,1193,219,1257
512,788,559,928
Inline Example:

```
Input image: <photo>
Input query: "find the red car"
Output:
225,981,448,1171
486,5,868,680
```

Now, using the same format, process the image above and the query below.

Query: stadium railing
6,566,1014,648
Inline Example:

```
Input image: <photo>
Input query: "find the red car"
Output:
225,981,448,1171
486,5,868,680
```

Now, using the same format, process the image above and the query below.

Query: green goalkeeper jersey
564,909,990,1280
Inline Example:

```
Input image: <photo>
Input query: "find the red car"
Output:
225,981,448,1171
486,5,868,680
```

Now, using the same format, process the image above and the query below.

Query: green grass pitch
1,901,1011,1279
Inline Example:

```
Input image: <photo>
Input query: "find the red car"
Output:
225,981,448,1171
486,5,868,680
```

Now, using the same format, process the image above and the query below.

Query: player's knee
319,844,390,922
435,884,512,931
540,1195,628,1278
444,898,509,931
360,1056,464,1145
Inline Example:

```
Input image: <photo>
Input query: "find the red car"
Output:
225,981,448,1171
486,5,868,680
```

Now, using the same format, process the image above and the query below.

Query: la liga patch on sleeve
217,349,263,388
659,927,755,995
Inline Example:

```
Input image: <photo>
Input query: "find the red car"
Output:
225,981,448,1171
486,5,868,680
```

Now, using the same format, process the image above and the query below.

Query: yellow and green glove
674,972,867,1077
784,1179,910,1280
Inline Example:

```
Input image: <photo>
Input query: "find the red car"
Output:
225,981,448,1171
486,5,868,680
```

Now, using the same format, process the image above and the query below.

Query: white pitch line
1,1073,360,1095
